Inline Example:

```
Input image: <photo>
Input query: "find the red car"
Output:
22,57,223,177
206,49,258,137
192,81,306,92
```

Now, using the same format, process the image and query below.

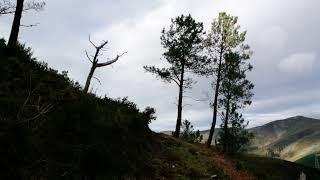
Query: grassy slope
152,134,320,180
152,134,253,179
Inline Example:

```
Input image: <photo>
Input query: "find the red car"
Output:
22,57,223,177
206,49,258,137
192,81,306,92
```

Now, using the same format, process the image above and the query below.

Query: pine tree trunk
8,0,24,47
223,96,230,153
174,62,185,138
206,53,223,147
83,64,96,93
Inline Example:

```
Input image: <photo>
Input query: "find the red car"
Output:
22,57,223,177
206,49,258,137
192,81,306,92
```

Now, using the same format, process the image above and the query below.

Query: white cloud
278,52,317,74
257,26,288,50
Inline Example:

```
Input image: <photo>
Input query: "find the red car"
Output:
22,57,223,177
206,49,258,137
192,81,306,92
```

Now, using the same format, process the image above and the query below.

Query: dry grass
193,143,255,180
155,134,256,179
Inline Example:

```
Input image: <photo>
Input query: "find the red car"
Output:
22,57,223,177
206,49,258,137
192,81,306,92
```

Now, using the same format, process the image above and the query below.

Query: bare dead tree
83,35,127,93
7,0,45,47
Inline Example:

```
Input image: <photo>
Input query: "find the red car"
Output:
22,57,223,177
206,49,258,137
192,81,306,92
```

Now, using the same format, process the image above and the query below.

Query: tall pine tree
205,12,250,146
144,14,206,137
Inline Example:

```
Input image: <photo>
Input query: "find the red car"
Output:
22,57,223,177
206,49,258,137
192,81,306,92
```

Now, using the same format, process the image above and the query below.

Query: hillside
2,41,320,179
249,116,320,162
153,134,320,179
0,40,156,178
200,116,320,167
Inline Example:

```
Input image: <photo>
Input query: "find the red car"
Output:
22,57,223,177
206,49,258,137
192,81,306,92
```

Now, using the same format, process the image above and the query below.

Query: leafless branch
88,35,98,48
18,88,53,125
18,85,40,120
100,47,110,52
98,40,108,50
183,95,208,102
85,50,93,63
22,102,53,123
92,76,102,85
182,103,192,108
23,1,46,12
96,51,127,67
20,22,39,27
0,0,46,15
0,0,15,15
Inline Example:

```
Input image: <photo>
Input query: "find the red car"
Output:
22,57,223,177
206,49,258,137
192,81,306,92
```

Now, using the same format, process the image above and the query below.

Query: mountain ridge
248,116,320,161
162,116,320,167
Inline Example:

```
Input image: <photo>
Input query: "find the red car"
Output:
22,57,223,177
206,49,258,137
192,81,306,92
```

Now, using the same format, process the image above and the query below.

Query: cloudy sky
1,0,320,131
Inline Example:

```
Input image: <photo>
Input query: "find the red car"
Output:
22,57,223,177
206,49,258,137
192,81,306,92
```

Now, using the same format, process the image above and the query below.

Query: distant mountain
198,116,320,165
249,116,320,162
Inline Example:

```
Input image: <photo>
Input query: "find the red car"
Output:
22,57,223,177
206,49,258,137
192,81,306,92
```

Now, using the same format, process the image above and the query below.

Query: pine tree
205,12,250,147
144,14,207,137
217,52,254,154
180,120,203,143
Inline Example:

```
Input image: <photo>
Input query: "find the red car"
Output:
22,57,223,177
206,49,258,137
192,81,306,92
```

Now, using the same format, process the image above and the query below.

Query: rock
299,172,306,180
211,174,217,179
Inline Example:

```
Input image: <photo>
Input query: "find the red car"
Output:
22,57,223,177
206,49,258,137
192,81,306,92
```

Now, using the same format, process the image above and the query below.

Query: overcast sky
1,0,320,131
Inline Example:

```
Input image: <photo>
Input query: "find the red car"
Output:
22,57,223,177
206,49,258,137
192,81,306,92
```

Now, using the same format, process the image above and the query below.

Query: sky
1,0,320,131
